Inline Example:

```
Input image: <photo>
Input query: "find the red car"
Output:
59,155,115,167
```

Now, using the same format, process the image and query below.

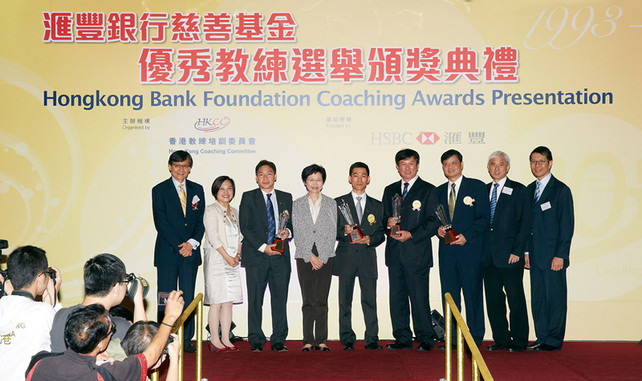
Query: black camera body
124,273,149,299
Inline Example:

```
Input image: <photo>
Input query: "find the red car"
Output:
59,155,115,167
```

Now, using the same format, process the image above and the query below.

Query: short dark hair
83,254,127,297
255,159,276,175
109,306,134,323
395,149,420,165
122,321,159,356
6,246,48,290
301,164,326,183
349,162,370,176
530,146,553,161
64,304,111,354
440,149,463,163
168,150,193,167
211,176,236,199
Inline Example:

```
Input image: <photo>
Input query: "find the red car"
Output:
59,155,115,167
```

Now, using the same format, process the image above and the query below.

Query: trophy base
443,229,458,245
273,238,285,253
349,227,364,243
389,224,401,237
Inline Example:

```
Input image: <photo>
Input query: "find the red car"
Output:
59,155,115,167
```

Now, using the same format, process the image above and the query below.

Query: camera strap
11,290,35,300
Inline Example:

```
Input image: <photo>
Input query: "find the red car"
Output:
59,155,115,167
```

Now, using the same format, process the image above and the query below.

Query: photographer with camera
27,291,184,381
122,322,180,381
50,253,147,352
0,245,62,381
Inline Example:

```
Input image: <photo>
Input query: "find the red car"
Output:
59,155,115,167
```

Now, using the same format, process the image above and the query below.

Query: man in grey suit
483,151,531,352
333,162,385,351
239,160,293,352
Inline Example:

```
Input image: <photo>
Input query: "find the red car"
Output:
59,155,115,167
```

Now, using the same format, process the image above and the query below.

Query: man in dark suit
436,149,489,348
239,160,293,352
152,150,205,352
525,146,574,352
382,149,440,352
483,151,531,352
334,162,386,351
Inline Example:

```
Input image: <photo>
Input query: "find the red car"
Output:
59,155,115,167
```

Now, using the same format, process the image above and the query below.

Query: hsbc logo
416,132,439,145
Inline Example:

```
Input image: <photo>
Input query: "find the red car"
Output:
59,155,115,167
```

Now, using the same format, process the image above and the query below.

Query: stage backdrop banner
1,0,640,341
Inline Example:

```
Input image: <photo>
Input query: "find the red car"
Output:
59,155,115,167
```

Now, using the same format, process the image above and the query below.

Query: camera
0,268,8,299
124,273,149,299
162,332,175,356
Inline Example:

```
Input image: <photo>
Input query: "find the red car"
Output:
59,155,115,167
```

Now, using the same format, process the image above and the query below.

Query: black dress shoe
526,343,542,350
437,344,457,352
343,343,355,351
416,342,433,352
385,342,412,350
534,344,561,352
486,343,508,351
318,345,330,352
364,342,383,350
250,343,264,352
271,343,288,352
301,346,312,352
506,344,526,352
183,342,197,353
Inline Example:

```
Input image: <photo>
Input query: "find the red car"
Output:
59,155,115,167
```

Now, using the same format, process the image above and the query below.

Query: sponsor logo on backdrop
194,116,230,132
417,132,439,145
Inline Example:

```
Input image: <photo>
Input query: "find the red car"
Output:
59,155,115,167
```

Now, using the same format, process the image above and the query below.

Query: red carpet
179,341,642,381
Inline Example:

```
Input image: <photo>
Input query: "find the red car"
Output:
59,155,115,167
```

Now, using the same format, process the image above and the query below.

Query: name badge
540,201,551,211
502,186,513,195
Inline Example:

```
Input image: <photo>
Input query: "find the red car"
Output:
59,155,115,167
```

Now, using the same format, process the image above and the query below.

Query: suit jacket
527,175,574,269
382,177,440,269
436,176,489,264
152,177,205,267
483,178,532,268
202,200,243,253
292,193,337,263
239,188,293,268
333,193,385,278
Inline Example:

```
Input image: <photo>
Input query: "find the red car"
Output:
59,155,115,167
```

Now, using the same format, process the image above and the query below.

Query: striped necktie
490,183,498,224
179,184,187,216
266,193,276,243
449,183,456,221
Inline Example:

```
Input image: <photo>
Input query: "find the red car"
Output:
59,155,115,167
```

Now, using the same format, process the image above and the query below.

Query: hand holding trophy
389,193,403,237
273,210,290,253
435,204,458,245
338,199,364,243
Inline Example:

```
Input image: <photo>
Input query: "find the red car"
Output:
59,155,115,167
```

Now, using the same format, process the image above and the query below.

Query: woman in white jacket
202,176,243,352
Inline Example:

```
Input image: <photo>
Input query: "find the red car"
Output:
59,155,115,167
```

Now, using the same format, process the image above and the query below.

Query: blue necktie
490,183,498,224
402,182,409,198
266,193,276,243
533,180,541,207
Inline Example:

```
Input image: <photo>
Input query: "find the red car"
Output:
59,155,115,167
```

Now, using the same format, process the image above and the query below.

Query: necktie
449,183,456,221
534,180,541,205
179,184,187,217
266,193,276,243
402,182,409,198
490,183,498,224
355,196,363,223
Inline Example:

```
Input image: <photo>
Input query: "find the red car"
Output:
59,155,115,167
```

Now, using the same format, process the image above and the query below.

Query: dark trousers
245,259,290,346
157,263,198,345
530,265,567,348
484,263,529,347
439,260,485,346
388,262,435,346
338,273,379,346
296,257,334,346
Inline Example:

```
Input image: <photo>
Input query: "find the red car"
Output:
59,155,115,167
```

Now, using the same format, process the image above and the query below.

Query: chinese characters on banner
43,11,518,84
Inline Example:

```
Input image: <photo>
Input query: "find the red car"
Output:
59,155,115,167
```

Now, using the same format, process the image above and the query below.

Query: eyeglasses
530,160,548,165
171,163,191,169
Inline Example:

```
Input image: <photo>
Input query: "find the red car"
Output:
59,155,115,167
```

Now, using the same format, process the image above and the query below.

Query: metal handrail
444,292,494,381
151,293,203,381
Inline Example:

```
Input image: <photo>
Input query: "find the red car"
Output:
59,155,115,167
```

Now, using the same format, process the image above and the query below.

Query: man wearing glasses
0,246,61,381
152,150,205,353
525,146,574,352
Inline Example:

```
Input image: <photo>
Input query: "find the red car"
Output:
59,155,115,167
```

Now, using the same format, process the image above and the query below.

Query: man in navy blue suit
525,146,574,352
382,148,440,352
436,149,489,348
483,151,531,353
152,150,205,353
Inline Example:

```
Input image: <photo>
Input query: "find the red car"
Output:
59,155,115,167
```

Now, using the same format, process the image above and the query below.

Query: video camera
124,273,149,299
